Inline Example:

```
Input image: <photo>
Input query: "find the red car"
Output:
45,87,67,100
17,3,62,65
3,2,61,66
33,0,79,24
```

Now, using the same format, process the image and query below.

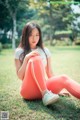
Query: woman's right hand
24,50,40,61
16,51,40,80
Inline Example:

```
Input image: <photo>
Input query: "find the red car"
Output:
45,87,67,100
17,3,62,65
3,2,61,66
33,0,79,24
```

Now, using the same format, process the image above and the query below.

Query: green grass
0,46,80,120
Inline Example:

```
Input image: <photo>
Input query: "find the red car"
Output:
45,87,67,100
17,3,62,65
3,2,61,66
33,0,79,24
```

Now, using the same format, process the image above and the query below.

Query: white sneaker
42,91,59,106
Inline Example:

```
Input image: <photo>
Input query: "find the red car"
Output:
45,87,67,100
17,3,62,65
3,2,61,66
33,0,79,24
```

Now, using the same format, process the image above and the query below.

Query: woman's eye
29,34,32,37
29,34,39,37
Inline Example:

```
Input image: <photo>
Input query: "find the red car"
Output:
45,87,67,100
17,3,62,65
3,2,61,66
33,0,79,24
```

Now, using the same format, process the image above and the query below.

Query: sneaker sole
43,96,59,106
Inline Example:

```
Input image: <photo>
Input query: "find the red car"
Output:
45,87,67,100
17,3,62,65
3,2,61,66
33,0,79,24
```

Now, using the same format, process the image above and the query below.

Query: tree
39,1,73,44
0,0,29,49
0,1,12,31
29,0,74,45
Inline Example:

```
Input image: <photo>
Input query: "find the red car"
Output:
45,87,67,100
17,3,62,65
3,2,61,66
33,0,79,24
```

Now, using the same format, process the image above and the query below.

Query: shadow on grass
23,97,80,120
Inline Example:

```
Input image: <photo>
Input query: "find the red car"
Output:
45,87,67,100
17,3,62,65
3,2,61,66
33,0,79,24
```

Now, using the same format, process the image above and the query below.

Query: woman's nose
33,36,36,39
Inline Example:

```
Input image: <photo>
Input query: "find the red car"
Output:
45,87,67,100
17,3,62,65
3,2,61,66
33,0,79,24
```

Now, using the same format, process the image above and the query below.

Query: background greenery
0,45,80,120
0,0,80,49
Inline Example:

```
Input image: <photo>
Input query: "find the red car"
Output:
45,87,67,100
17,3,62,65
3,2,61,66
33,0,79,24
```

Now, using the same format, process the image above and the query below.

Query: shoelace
47,90,52,94
45,90,53,95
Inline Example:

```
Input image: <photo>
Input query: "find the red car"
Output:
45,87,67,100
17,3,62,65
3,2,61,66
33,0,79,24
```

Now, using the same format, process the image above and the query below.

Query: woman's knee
60,74,69,81
29,56,42,63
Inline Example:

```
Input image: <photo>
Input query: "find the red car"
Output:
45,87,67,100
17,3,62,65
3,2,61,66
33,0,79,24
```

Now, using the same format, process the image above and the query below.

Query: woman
15,22,80,106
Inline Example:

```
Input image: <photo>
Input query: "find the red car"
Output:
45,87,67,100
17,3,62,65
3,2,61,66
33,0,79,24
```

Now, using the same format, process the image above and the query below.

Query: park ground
0,45,80,120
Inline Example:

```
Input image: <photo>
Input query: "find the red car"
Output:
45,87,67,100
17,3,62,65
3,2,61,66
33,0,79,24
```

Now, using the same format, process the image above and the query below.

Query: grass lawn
0,45,80,120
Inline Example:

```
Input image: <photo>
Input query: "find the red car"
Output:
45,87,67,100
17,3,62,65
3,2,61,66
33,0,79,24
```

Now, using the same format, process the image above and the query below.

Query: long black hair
19,22,47,61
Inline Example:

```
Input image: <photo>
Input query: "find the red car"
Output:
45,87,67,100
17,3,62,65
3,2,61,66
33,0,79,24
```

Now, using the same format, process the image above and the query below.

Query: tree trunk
49,2,53,45
12,14,17,50
5,0,17,49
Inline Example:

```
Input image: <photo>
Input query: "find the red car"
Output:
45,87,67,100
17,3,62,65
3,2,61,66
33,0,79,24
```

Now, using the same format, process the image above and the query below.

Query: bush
0,42,2,52
16,38,20,47
2,43,12,49
75,39,80,45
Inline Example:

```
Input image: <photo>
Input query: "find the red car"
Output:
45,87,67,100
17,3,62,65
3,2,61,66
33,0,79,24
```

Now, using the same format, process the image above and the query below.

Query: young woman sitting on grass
14,22,80,106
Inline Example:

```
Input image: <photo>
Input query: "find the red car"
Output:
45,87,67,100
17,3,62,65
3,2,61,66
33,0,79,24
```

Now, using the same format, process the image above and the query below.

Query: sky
71,4,80,14
71,4,80,30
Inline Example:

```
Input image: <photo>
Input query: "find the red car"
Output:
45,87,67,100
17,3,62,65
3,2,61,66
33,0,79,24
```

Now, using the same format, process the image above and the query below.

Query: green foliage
29,0,75,42
0,0,80,47
0,33,11,44
0,42,2,52
0,0,30,31
2,43,12,49
15,38,20,48
0,0,12,30
75,39,80,45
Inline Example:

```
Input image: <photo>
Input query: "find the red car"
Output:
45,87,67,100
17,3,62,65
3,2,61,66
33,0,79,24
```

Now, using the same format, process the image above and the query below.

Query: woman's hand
24,50,40,61
58,89,70,97
15,51,40,80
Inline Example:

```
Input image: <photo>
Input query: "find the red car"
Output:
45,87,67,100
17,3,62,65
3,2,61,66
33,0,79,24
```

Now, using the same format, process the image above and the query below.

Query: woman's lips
32,41,36,43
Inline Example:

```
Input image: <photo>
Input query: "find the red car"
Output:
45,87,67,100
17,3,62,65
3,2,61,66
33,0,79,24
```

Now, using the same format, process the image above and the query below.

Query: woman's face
29,28,40,49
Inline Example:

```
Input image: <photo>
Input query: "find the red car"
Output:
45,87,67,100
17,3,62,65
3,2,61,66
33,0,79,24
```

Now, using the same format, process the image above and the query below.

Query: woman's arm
46,57,54,78
15,50,40,80
15,56,29,80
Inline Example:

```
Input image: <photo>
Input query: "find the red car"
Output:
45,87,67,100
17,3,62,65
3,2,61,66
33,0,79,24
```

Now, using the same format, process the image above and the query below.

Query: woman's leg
46,75,80,99
20,56,44,100
30,56,47,93
20,56,59,103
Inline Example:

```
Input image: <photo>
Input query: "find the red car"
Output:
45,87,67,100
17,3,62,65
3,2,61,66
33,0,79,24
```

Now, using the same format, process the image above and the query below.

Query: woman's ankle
42,89,49,96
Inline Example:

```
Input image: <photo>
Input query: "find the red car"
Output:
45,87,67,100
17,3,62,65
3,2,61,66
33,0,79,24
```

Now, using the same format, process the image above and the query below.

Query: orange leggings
20,56,80,100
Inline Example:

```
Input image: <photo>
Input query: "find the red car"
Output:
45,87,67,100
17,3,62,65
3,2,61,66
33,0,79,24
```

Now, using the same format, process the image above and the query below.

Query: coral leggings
20,56,80,100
